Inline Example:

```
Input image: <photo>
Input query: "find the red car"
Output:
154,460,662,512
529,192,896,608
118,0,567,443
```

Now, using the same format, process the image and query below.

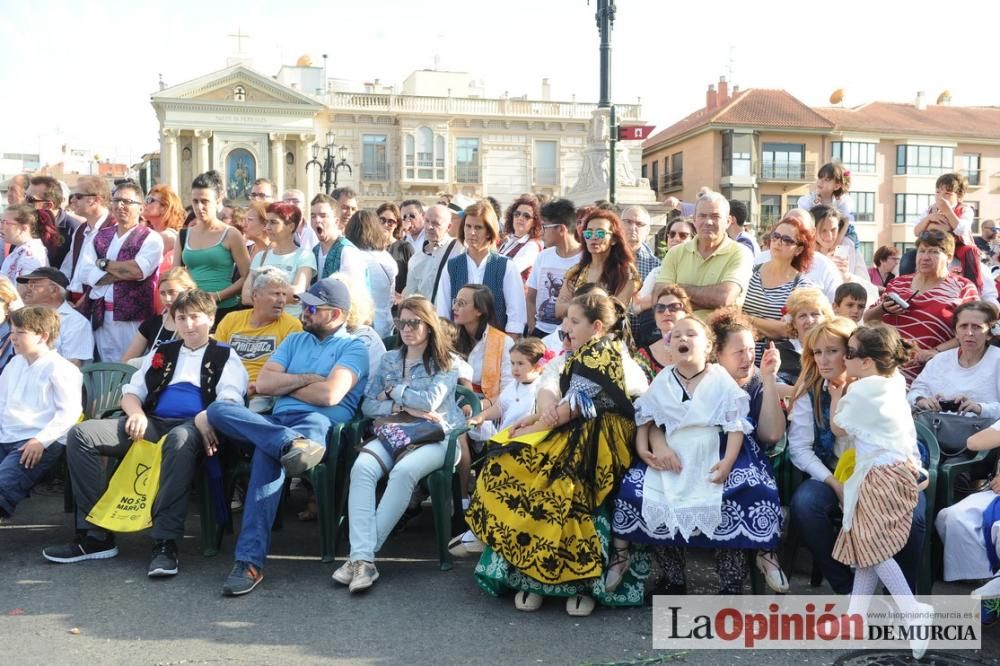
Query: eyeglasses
379,217,398,226
668,230,691,240
402,212,419,220
69,193,97,202
144,196,164,205
394,318,424,331
769,231,802,247
541,223,561,230
558,330,569,341
24,194,48,205
844,346,868,360
249,192,269,200
452,298,469,308
582,229,608,240
512,210,533,220
655,302,686,314
111,197,142,207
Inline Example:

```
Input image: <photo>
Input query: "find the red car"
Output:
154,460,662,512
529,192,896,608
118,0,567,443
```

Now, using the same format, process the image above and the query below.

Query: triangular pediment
152,64,323,109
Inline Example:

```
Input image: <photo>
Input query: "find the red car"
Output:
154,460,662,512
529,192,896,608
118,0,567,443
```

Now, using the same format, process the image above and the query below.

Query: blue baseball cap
298,277,352,311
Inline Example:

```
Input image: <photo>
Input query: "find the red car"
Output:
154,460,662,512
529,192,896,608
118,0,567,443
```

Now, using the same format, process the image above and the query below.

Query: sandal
297,496,318,522
566,594,596,617
514,590,543,612
755,549,789,593
604,543,631,593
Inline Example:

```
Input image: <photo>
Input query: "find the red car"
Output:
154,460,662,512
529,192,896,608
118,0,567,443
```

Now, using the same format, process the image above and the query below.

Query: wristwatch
97,258,110,271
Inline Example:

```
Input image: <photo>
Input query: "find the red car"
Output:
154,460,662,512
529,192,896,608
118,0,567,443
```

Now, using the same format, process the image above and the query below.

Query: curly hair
503,194,542,239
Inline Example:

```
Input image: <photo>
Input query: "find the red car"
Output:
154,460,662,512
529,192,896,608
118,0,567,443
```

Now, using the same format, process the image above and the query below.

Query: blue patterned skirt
613,432,782,549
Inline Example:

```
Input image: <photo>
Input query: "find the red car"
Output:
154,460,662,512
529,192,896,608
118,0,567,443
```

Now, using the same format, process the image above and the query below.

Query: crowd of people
1,164,999,655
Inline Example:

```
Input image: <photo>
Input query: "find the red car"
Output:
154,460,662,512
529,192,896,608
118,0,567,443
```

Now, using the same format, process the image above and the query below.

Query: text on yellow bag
86,436,165,532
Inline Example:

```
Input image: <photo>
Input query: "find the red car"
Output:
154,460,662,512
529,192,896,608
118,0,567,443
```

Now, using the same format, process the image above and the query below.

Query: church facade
150,62,648,207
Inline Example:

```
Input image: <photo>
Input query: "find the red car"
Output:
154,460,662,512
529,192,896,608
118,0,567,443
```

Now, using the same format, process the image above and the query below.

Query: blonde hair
329,272,375,329
790,316,857,427
785,286,834,338
159,266,198,292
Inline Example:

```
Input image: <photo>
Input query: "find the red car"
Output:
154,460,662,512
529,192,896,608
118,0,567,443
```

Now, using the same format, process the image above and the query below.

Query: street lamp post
306,130,352,195
593,0,617,203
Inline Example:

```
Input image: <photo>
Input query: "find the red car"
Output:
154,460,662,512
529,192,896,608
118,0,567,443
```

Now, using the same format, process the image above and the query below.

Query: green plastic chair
382,333,400,351
915,420,940,596
311,416,370,562
423,385,481,571
938,449,996,512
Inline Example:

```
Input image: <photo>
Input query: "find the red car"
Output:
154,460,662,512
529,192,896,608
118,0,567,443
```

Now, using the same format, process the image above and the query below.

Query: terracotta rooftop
644,88,834,149
816,102,1000,140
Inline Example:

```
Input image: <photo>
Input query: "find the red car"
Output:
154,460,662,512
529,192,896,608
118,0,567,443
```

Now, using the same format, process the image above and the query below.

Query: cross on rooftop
228,28,250,54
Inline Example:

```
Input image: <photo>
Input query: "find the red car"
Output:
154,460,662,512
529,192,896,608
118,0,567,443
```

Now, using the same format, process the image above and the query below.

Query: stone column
194,130,211,175
161,128,179,192
269,133,285,195
298,133,316,202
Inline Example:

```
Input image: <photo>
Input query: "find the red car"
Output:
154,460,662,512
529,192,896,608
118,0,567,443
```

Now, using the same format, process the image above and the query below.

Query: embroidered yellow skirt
466,413,633,585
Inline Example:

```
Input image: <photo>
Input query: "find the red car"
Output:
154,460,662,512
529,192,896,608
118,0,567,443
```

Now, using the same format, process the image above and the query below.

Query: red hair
773,214,815,273
265,201,302,231
577,209,635,296
503,194,542,239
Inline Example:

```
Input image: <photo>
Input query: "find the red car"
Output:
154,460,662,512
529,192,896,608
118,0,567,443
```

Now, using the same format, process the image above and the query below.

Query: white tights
847,558,921,618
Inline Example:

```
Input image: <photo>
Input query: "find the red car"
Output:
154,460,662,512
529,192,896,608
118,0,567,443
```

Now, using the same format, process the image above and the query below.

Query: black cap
16,266,69,288
298,277,352,311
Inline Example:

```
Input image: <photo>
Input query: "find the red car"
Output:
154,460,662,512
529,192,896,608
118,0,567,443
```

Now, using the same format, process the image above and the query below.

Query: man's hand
18,439,45,469
194,411,219,457
125,412,149,440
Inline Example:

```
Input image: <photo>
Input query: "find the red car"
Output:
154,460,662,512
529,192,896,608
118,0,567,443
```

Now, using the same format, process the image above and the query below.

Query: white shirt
61,212,110,290
788,393,850,483
435,253,528,335
359,249,399,337
295,223,319,252
498,235,542,276
0,349,82,447
406,228,426,254
526,246,583,334
755,249,842,302
908,346,1000,420
404,236,461,302
78,225,164,302
123,343,249,406
57,301,94,363
467,332,514,392
1,239,47,283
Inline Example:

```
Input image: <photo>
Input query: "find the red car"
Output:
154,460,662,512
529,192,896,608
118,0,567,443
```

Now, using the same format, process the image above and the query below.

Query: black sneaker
43,534,118,563
148,539,179,577
222,560,263,597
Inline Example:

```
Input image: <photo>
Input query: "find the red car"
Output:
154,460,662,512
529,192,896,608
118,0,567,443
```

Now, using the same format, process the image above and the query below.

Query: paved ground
1,482,998,666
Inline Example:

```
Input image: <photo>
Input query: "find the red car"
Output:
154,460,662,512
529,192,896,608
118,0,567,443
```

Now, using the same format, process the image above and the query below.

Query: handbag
913,411,993,461
372,412,445,462
86,436,165,532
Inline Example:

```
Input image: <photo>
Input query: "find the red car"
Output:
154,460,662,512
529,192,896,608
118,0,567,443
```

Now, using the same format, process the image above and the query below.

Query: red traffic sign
618,125,656,140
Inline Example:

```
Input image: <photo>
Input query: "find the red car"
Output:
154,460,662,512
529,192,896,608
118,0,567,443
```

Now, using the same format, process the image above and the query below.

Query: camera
938,399,961,413
885,292,909,310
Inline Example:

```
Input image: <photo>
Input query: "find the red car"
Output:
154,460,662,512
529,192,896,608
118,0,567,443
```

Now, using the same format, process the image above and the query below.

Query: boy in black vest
43,290,249,578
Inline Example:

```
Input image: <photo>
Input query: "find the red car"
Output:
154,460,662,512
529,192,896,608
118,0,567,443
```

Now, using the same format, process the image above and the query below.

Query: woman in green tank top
176,170,251,322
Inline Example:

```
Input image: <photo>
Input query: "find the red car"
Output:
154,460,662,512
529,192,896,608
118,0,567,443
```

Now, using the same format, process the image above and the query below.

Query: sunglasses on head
655,302,686,314
582,229,608,240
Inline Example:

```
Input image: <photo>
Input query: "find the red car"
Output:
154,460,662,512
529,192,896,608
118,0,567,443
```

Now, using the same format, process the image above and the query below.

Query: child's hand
827,378,848,401
461,404,473,418
659,446,683,473
709,456,735,484
467,412,482,426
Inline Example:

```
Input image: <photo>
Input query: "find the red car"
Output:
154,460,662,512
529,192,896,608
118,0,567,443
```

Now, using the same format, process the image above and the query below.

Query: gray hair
621,205,650,224
695,191,730,219
251,266,290,294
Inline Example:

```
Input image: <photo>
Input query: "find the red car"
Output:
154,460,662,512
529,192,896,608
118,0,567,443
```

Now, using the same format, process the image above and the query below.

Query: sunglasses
582,229,608,240
69,193,97,202
512,210,534,219
379,217,398,226
769,231,801,247
668,230,691,240
24,194,48,205
144,196,164,205
655,302,686,314
394,318,424,331
558,330,569,341
844,346,868,360
304,304,335,315
402,212,419,220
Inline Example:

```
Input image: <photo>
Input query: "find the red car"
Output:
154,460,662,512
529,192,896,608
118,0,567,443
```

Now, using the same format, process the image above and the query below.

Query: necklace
674,365,706,382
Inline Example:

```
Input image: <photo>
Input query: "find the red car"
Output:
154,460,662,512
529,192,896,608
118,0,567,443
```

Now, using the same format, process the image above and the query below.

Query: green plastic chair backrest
81,362,138,420
914,420,941,472
455,384,481,416
382,334,401,351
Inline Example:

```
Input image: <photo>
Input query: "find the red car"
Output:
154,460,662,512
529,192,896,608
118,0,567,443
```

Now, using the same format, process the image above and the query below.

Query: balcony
361,162,390,181
455,164,480,184
758,161,815,182
966,169,982,187
661,170,683,193
327,92,643,121
534,167,558,186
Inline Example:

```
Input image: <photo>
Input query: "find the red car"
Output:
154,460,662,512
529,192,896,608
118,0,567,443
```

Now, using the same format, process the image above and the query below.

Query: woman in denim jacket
334,295,462,593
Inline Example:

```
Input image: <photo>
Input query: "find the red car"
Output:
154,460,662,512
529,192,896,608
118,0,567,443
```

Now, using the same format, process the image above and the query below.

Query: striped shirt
743,267,813,364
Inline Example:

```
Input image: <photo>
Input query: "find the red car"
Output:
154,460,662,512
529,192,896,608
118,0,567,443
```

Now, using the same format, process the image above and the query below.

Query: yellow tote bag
86,436,165,532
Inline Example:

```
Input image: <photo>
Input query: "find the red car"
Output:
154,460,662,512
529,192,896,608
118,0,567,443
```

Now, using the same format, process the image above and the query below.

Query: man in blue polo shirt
207,276,368,596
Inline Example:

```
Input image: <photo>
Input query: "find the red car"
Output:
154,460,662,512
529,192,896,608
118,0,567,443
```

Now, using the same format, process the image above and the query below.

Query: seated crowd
2,166,1000,646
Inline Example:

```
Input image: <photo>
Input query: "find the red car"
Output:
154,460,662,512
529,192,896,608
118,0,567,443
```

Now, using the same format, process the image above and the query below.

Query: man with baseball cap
17,267,93,366
206,276,369,597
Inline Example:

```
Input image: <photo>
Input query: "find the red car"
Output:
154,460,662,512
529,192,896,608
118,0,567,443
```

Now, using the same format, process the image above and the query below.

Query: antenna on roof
726,44,736,82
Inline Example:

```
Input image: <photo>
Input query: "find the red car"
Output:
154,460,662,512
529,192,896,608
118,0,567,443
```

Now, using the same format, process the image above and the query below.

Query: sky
2,0,997,166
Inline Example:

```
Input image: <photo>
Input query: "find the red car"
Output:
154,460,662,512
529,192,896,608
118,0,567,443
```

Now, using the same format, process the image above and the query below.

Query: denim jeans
348,440,448,562
0,440,64,516
206,402,331,569
790,478,927,594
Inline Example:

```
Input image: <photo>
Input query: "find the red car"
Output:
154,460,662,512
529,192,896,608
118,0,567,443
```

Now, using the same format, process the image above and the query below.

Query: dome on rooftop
296,55,313,67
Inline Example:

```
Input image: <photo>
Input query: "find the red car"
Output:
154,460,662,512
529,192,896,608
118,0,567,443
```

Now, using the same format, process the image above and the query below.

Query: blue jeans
0,440,64,516
206,402,331,569
790,478,927,594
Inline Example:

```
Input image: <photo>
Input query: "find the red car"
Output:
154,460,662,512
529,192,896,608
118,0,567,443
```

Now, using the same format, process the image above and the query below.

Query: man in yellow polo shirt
655,192,752,319
214,268,302,411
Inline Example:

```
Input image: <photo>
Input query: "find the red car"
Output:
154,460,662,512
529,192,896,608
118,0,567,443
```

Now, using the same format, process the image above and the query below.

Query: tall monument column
161,128,179,192
194,130,212,174
269,133,285,195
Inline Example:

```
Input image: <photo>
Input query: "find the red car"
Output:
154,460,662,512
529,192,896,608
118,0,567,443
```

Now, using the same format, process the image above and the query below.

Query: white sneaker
348,561,379,593
973,576,1000,600
331,560,353,586
909,602,934,660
